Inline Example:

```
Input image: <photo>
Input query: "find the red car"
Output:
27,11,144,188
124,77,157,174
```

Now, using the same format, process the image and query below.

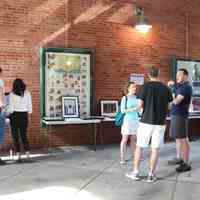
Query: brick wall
0,0,200,148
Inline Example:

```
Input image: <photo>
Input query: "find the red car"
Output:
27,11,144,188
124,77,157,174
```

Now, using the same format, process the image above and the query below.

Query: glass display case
40,48,94,122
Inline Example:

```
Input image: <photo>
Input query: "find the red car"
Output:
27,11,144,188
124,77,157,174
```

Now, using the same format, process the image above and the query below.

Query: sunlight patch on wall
108,3,132,24
74,1,116,24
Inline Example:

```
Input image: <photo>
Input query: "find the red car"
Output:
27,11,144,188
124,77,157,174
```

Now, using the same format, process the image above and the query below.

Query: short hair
148,66,160,78
178,68,188,76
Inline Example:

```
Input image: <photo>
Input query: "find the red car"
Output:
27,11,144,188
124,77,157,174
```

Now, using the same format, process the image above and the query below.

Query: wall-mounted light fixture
135,6,152,33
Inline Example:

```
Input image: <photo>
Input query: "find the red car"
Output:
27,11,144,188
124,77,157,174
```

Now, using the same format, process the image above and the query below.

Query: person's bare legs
0,144,3,160
176,139,182,159
26,151,30,159
180,138,190,163
16,152,21,161
120,135,129,163
130,135,136,157
175,137,191,172
133,145,142,173
149,148,159,174
168,138,183,165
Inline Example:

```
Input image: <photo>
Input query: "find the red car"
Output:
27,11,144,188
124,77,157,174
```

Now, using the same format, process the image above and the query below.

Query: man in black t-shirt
126,66,172,182
168,68,192,173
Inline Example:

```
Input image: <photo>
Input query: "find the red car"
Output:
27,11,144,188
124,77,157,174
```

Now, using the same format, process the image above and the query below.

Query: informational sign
45,52,91,117
130,73,144,85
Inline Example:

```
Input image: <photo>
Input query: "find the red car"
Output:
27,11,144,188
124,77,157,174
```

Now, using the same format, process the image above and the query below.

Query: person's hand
132,107,138,111
167,80,175,87
168,102,173,110
0,100,3,108
129,107,138,112
125,107,137,113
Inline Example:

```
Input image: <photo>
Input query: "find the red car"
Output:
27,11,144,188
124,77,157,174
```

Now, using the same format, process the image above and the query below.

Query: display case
40,48,95,123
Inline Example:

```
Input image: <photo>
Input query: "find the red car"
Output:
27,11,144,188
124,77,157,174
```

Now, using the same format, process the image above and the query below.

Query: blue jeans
0,112,5,144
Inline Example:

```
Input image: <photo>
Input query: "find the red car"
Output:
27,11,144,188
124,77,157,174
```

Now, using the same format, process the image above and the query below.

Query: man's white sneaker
120,160,126,164
126,172,141,181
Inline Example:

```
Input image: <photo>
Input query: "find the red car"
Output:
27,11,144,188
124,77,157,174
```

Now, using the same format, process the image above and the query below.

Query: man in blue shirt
168,68,192,172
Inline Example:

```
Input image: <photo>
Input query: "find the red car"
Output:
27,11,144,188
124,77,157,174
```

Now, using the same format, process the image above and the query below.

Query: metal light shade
135,7,152,33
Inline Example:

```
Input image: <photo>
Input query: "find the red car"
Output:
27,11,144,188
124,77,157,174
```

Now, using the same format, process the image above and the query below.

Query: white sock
133,169,139,174
148,171,154,176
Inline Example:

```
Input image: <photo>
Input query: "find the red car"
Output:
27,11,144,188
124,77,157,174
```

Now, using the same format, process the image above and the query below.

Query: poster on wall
40,48,94,121
130,73,144,85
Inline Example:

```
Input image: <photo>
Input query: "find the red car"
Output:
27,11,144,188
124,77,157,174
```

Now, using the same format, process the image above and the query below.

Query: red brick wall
1,0,200,148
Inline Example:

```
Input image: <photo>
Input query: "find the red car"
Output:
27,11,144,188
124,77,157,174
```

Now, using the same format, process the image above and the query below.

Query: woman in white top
9,79,32,161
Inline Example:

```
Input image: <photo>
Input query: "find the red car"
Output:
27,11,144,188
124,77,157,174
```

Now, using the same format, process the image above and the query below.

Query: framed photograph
100,100,119,117
171,56,200,96
62,96,79,118
130,73,144,85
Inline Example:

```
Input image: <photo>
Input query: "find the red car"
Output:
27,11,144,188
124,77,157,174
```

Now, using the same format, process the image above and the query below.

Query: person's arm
172,85,185,105
120,96,138,114
27,92,32,114
137,84,145,110
0,81,4,108
172,94,184,105
27,92,32,122
120,96,126,114
138,99,144,109
167,80,175,87
8,93,14,114
167,87,174,109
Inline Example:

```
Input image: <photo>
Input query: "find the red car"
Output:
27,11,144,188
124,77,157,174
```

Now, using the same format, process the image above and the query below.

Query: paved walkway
0,141,200,200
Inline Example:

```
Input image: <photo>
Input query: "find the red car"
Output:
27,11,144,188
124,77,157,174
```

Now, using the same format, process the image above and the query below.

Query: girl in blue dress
120,82,139,164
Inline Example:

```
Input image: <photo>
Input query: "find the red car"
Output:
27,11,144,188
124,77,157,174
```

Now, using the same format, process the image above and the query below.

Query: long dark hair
12,78,26,96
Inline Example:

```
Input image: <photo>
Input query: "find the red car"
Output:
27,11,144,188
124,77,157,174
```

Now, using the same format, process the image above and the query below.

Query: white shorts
137,122,166,148
121,120,139,135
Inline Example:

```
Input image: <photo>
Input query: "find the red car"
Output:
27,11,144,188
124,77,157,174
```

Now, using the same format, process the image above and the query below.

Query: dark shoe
168,158,183,165
16,159,23,163
176,162,191,173
0,159,6,165
146,174,157,183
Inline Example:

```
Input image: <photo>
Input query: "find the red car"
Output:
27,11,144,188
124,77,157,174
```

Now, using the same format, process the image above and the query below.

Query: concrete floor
0,141,200,200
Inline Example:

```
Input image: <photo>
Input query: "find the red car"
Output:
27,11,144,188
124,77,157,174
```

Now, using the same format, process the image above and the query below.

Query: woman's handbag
115,96,127,127
2,104,13,118
1,93,14,118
